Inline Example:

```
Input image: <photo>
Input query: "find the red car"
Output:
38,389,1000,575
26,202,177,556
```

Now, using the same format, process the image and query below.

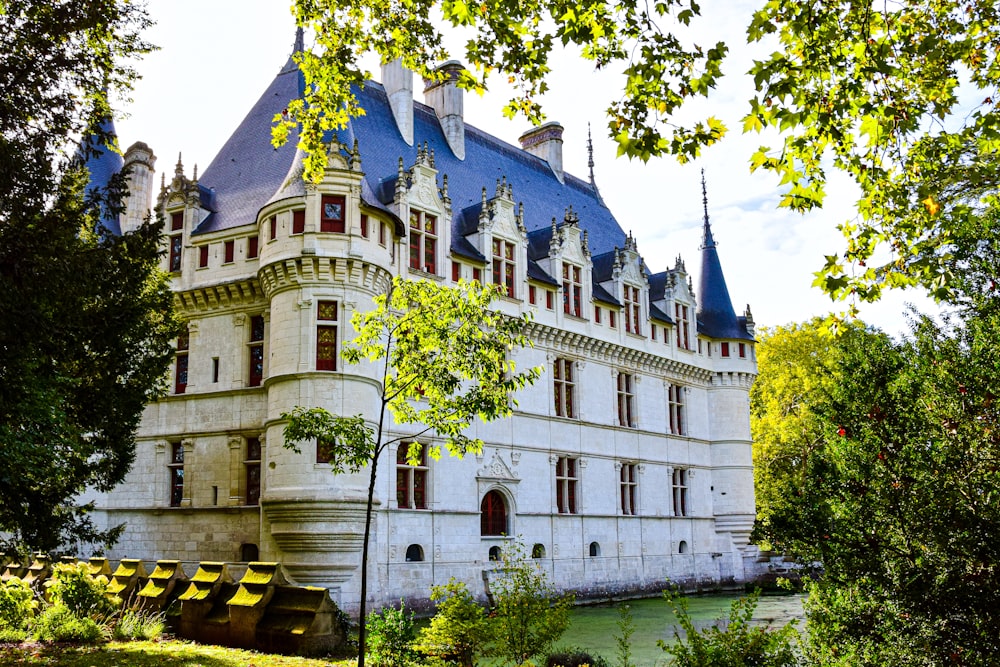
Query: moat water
559,592,807,666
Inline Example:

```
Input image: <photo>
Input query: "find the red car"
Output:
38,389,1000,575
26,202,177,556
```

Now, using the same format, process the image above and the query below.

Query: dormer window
492,238,516,297
675,304,691,350
624,285,641,335
321,195,346,233
562,263,582,317
409,210,437,274
168,211,183,272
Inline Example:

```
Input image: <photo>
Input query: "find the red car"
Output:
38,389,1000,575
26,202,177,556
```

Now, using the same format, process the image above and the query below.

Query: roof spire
700,168,717,250
293,26,304,54
587,123,595,185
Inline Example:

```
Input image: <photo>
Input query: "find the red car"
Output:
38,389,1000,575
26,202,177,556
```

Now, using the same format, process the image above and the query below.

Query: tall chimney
423,61,465,160
519,122,564,183
122,141,157,233
381,59,414,146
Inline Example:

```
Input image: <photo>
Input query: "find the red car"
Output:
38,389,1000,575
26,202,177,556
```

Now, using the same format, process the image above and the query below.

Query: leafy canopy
276,0,727,178
283,276,541,466
278,0,1000,307
0,0,177,553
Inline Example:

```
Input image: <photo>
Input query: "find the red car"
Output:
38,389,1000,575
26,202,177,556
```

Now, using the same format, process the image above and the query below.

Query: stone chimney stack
519,122,564,183
381,59,414,146
423,61,465,160
122,141,157,233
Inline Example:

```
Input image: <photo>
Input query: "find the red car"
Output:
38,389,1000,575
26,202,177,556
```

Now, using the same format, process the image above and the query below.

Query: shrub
111,605,166,641
33,605,105,644
0,577,37,639
545,646,610,667
45,562,117,620
488,540,573,667
659,589,800,667
366,600,419,667
415,579,490,667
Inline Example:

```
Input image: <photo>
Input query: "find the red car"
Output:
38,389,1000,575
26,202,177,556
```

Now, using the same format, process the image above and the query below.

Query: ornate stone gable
478,176,526,243
401,143,447,218
548,208,590,267
476,449,519,482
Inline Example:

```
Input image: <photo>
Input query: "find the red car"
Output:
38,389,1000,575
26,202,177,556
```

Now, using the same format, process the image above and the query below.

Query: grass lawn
0,640,355,667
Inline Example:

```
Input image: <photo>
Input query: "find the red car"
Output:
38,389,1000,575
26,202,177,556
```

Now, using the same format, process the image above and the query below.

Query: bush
0,577,37,638
545,646,610,667
488,540,573,667
415,579,490,667
366,600,419,667
111,605,165,641
33,605,105,644
659,590,800,667
45,562,117,620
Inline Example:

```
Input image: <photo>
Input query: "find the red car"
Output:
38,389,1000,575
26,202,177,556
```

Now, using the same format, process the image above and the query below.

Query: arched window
532,543,546,559
678,540,689,554
405,544,424,562
240,543,259,562
480,490,507,536
589,541,601,557
488,546,502,561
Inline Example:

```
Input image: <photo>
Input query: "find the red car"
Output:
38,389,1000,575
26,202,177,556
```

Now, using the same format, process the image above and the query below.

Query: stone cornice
526,321,713,384
258,256,393,299
173,278,266,316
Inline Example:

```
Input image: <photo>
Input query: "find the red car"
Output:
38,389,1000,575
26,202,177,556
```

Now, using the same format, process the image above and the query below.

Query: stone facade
88,43,759,615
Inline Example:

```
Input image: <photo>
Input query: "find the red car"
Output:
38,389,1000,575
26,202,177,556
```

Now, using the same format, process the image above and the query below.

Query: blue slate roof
193,48,627,254
79,117,125,236
195,54,303,235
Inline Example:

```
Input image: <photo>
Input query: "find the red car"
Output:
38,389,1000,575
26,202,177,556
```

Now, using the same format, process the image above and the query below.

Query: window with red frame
617,372,635,427
360,214,369,238
224,240,235,264
553,357,575,418
245,437,261,506
247,235,259,259
248,315,265,387
451,261,461,282
320,195,346,232
721,342,730,357
396,444,428,509
492,238,516,297
556,456,578,514
675,304,691,350
168,441,184,507
316,301,338,371
620,463,638,515
562,263,582,317
198,245,209,268
529,285,537,305
269,215,277,240
292,209,305,235
624,285,641,334
174,330,189,394
409,210,437,273
480,490,507,536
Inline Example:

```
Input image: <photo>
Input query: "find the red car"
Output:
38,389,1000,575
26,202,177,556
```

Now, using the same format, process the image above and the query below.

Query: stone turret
122,142,157,233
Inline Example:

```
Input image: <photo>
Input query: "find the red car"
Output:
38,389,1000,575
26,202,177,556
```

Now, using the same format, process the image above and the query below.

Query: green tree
0,1,177,553
659,589,800,667
414,579,490,667
750,318,871,551
282,277,540,667
486,540,573,667
278,0,999,307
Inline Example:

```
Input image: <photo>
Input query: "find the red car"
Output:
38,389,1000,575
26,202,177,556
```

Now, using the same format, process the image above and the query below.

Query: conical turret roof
696,172,753,341
78,116,124,235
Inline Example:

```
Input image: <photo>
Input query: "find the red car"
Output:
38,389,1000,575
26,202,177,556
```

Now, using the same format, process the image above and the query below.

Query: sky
115,0,938,337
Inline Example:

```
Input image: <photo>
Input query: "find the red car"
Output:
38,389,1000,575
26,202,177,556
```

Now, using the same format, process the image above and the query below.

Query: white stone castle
86,33,759,613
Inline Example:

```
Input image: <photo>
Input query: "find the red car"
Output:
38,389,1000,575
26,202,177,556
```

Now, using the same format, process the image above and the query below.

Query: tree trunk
357,455,379,667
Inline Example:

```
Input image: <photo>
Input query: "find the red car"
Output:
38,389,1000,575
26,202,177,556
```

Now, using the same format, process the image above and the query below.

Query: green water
557,593,806,667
